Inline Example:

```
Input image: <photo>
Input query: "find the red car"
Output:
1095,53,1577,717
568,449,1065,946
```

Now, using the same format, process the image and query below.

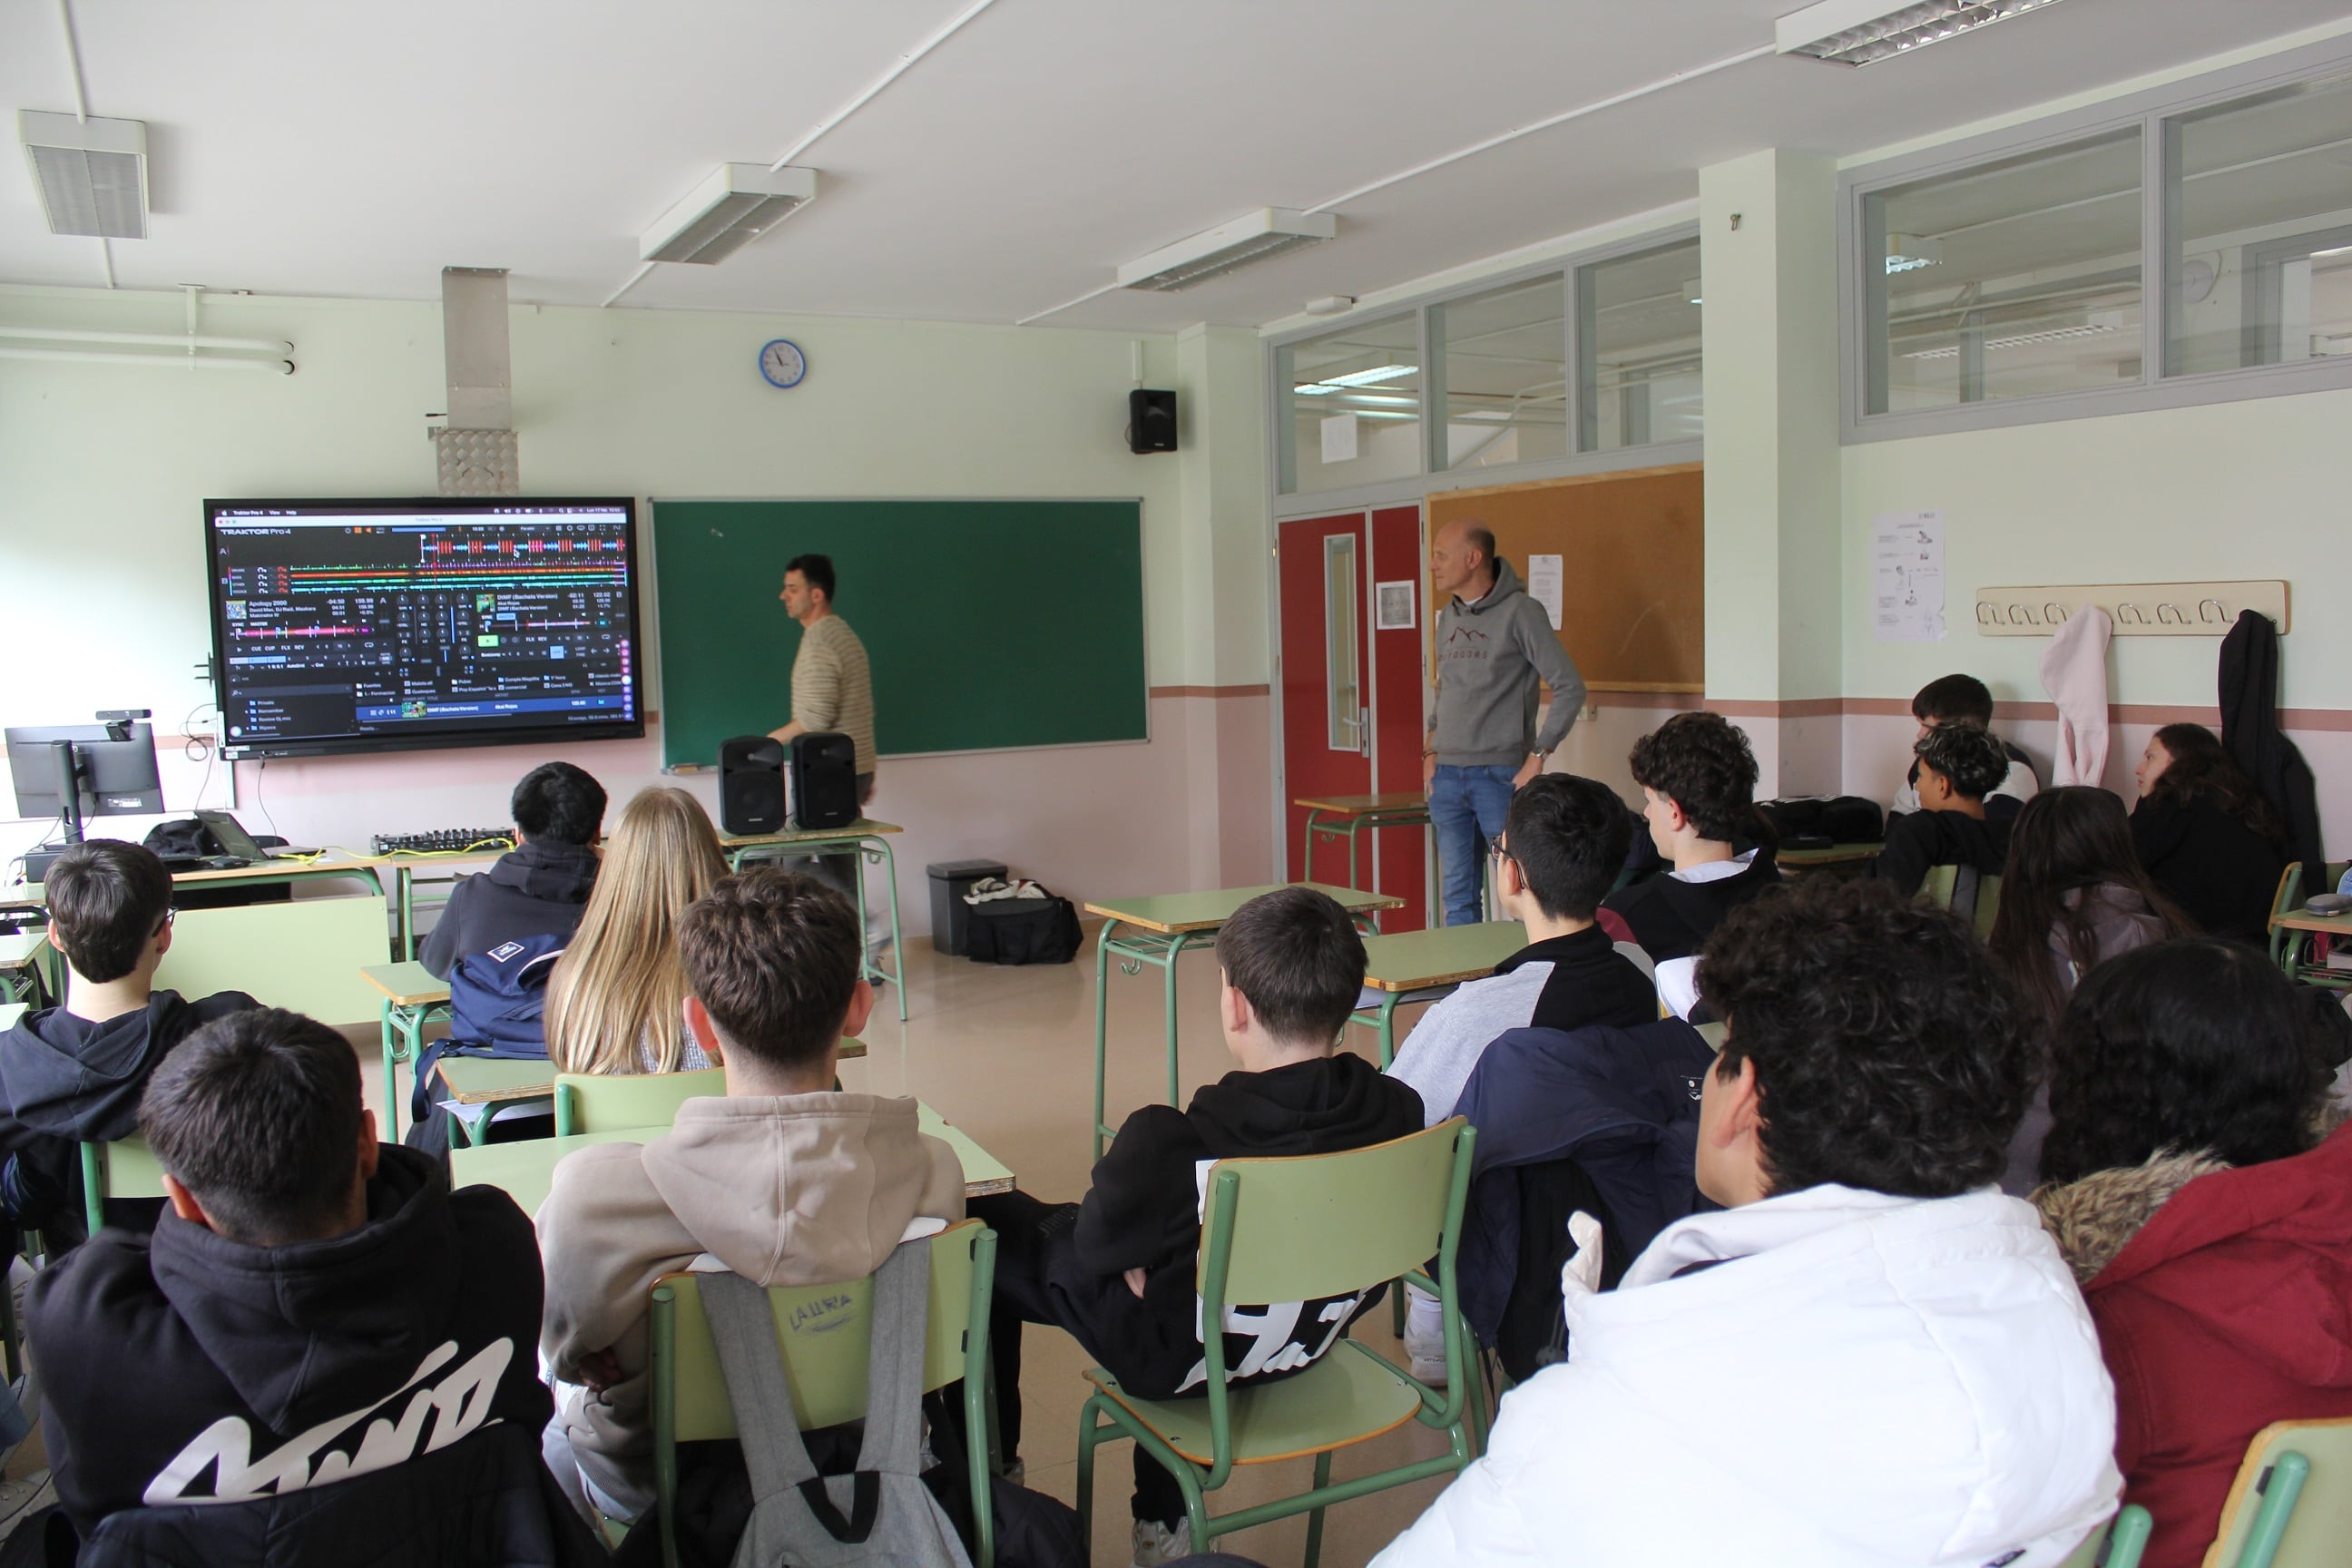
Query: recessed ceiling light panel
1776,0,2071,66
1117,208,1338,292
640,163,819,265
19,110,148,239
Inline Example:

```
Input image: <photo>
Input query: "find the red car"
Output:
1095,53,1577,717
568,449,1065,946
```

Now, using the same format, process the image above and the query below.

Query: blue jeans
1430,764,1516,928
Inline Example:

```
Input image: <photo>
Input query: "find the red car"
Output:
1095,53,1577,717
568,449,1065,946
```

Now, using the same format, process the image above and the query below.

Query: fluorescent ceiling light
1903,310,2123,358
640,163,818,265
19,110,148,239
2312,243,2352,260
1777,0,2071,66
1323,363,1416,387
1884,233,1945,273
1118,208,1338,292
1350,409,1417,420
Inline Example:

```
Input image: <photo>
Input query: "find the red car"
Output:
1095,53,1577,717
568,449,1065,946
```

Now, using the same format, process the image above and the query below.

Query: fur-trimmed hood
2033,1150,2232,1285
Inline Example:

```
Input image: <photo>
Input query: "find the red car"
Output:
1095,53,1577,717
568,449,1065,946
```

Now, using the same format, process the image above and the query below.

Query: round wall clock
759,338,807,388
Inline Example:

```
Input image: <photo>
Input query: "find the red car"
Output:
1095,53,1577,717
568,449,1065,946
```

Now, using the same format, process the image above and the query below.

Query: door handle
1357,706,1371,759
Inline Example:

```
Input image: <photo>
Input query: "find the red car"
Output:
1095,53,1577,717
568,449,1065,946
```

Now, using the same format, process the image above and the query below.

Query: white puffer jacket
1376,1185,2121,1568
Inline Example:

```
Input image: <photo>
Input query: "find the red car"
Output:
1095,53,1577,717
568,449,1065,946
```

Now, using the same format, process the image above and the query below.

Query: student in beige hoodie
536,867,965,1521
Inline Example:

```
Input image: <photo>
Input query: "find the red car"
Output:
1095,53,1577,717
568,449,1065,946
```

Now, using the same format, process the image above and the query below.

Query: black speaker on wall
718,735,787,836
1127,388,1177,454
791,731,860,829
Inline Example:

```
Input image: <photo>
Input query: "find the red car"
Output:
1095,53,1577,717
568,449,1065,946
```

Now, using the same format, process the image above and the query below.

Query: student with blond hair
544,787,730,1076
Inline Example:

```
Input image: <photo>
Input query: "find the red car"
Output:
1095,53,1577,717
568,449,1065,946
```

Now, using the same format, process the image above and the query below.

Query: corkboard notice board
1428,462,1702,693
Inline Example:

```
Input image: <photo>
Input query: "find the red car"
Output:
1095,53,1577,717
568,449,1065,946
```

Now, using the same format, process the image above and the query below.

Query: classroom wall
0,284,1278,924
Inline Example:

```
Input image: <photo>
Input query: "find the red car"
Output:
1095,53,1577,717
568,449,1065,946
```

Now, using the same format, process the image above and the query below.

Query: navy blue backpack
410,934,565,1122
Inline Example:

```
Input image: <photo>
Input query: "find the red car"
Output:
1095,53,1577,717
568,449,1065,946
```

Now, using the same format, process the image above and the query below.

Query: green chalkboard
652,499,1147,768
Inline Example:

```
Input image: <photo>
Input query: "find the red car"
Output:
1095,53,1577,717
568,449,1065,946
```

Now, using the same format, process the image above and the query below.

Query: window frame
1267,222,1702,519
1839,34,2352,446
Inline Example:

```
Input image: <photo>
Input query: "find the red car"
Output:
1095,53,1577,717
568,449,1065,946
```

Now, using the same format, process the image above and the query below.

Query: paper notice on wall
1527,554,1564,631
1872,511,1945,642
1320,413,1359,465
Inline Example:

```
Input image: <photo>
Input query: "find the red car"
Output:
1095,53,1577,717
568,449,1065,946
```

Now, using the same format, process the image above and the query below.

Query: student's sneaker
1404,1285,1449,1387
1131,1517,1191,1568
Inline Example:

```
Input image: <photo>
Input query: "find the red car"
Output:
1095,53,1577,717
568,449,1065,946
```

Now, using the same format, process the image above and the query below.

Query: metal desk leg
859,836,907,1023
1093,920,1119,1161
1163,937,1183,1112
379,998,404,1142
1376,994,1401,1069
398,867,416,962
1301,808,1322,884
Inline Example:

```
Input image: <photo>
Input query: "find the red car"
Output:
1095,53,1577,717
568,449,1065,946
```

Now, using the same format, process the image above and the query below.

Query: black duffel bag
965,887,1083,965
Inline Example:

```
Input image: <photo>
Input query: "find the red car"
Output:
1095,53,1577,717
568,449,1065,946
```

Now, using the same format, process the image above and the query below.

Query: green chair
2056,1504,2151,1568
79,1133,170,1237
1075,1119,1479,1568
2202,1416,2352,1568
649,1218,998,1568
552,1067,728,1136
155,896,392,1025
1917,864,2002,938
2264,864,2352,990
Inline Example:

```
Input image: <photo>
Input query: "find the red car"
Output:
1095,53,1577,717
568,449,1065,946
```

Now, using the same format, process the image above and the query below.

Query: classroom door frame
1270,504,1430,930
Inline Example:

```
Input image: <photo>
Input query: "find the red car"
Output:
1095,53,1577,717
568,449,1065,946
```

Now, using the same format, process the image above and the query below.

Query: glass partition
1576,237,1703,451
1279,315,1422,495
1430,273,1567,470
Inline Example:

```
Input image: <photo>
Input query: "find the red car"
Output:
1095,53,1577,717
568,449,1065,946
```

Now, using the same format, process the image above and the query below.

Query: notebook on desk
194,809,304,862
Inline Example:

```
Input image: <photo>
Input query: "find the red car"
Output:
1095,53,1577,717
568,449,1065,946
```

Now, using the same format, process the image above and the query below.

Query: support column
1699,150,1844,796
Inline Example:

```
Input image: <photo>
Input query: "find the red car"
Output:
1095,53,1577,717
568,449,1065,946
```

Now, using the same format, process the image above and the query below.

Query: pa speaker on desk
1127,388,1177,454
718,736,788,837
791,732,859,830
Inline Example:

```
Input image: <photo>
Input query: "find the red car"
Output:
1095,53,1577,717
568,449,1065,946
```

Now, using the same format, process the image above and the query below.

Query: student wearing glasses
0,840,259,1241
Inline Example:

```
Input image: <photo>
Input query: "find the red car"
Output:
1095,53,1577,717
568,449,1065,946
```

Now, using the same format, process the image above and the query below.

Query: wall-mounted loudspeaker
1127,388,1177,454
718,735,788,835
790,732,860,829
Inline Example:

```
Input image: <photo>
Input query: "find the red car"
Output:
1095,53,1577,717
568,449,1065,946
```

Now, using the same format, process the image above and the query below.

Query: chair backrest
1974,872,2004,940
652,1218,985,1440
2270,862,2306,968
1203,1118,1471,1312
2054,1504,2151,1568
553,1067,728,1135
2204,1416,2352,1568
1695,1021,1728,1050
1919,863,1959,909
155,896,389,1025
79,1134,170,1235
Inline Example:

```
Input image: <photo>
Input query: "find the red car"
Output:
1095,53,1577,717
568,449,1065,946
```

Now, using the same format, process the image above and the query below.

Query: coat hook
2199,598,2228,623
1976,602,2000,625
2044,602,2069,624
2116,602,2148,625
2008,603,2036,625
2157,602,2185,625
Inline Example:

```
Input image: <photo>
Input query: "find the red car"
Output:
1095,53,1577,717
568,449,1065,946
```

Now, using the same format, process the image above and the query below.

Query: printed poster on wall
1526,554,1564,631
1872,511,1945,642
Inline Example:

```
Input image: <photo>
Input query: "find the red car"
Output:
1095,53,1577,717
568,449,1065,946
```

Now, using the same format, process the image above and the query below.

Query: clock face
759,338,807,389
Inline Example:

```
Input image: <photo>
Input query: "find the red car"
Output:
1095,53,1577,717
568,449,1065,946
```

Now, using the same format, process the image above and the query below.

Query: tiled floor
357,925,1462,1568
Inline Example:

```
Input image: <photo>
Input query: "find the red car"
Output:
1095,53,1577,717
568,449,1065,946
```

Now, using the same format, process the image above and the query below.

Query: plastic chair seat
1083,1339,1426,1468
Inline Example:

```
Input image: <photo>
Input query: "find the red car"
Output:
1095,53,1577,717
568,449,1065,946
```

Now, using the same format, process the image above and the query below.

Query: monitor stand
50,740,85,846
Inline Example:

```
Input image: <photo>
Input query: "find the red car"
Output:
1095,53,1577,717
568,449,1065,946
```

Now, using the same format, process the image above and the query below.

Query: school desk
1775,842,1880,871
1294,792,1433,890
1347,921,1528,1068
360,960,449,1142
2267,904,2352,985
1082,882,1405,1159
377,846,509,960
432,1038,872,1141
449,1099,1012,1217
0,932,50,1006
719,820,907,1021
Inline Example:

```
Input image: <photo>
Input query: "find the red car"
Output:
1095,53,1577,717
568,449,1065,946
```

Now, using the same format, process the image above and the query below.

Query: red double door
1277,505,1429,931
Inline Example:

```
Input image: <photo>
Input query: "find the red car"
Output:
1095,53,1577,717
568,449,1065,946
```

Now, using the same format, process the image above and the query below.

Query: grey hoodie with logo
1432,557,1589,767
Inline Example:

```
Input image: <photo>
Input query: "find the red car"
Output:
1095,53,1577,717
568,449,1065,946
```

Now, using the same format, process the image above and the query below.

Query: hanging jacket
2041,607,2112,788
1376,1185,2122,1568
537,1093,966,1519
418,838,601,979
1449,1021,1717,1343
2219,610,2323,875
26,1145,553,1542
0,989,259,1232
2033,1124,2352,1568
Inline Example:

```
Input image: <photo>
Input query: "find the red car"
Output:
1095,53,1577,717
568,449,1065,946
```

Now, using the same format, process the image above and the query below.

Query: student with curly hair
1377,877,2120,1568
1869,720,2015,897
1598,711,1779,965
1891,672,2041,821
2034,941,2352,1568
2129,721,2288,945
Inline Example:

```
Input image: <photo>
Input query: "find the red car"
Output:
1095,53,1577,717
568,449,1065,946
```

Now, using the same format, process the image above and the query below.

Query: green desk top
720,819,902,848
0,1004,24,1032
1083,882,1405,935
0,932,47,966
361,961,451,1008
1358,922,1528,992
450,1099,1012,1217
436,1056,559,1103
1293,792,1433,817
1777,842,1880,867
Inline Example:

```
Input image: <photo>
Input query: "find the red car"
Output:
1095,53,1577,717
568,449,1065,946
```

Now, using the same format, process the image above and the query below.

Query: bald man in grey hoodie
1426,519,1589,928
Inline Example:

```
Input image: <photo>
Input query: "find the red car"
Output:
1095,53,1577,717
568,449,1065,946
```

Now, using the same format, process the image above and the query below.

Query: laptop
194,808,275,864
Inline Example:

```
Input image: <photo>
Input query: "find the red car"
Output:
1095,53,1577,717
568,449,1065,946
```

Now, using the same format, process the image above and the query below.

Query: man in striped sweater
769,554,879,917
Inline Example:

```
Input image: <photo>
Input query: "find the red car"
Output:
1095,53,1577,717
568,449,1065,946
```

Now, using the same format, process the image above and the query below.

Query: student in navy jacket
417,761,605,978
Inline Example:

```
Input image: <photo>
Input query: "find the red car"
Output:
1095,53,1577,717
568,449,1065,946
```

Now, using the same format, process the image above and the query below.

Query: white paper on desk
1871,511,1945,642
1527,554,1564,631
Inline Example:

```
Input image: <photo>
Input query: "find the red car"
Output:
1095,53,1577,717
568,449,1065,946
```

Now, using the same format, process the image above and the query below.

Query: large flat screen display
206,497,643,760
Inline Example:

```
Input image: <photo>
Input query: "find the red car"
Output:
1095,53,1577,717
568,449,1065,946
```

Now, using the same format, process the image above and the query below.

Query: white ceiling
0,0,2343,332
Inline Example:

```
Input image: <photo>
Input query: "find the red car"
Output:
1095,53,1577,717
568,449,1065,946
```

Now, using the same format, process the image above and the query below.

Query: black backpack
965,890,1082,965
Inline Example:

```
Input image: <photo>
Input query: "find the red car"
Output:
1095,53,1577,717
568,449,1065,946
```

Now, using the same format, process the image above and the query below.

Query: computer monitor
5,723,165,839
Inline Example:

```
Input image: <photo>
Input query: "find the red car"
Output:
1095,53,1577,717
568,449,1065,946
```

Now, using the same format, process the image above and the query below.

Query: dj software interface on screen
211,506,638,750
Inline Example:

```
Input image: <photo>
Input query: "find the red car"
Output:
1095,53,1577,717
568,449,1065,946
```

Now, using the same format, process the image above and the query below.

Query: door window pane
1432,273,1567,470
2165,70,2352,375
1576,237,1703,451
1864,131,2142,414
1324,534,1361,752
1279,316,1422,495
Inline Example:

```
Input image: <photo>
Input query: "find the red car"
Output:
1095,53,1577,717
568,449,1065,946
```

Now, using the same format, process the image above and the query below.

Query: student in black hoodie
0,839,257,1239
1870,720,2015,897
971,887,1422,1567
1600,711,1780,965
26,1006,566,1555
417,760,606,979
